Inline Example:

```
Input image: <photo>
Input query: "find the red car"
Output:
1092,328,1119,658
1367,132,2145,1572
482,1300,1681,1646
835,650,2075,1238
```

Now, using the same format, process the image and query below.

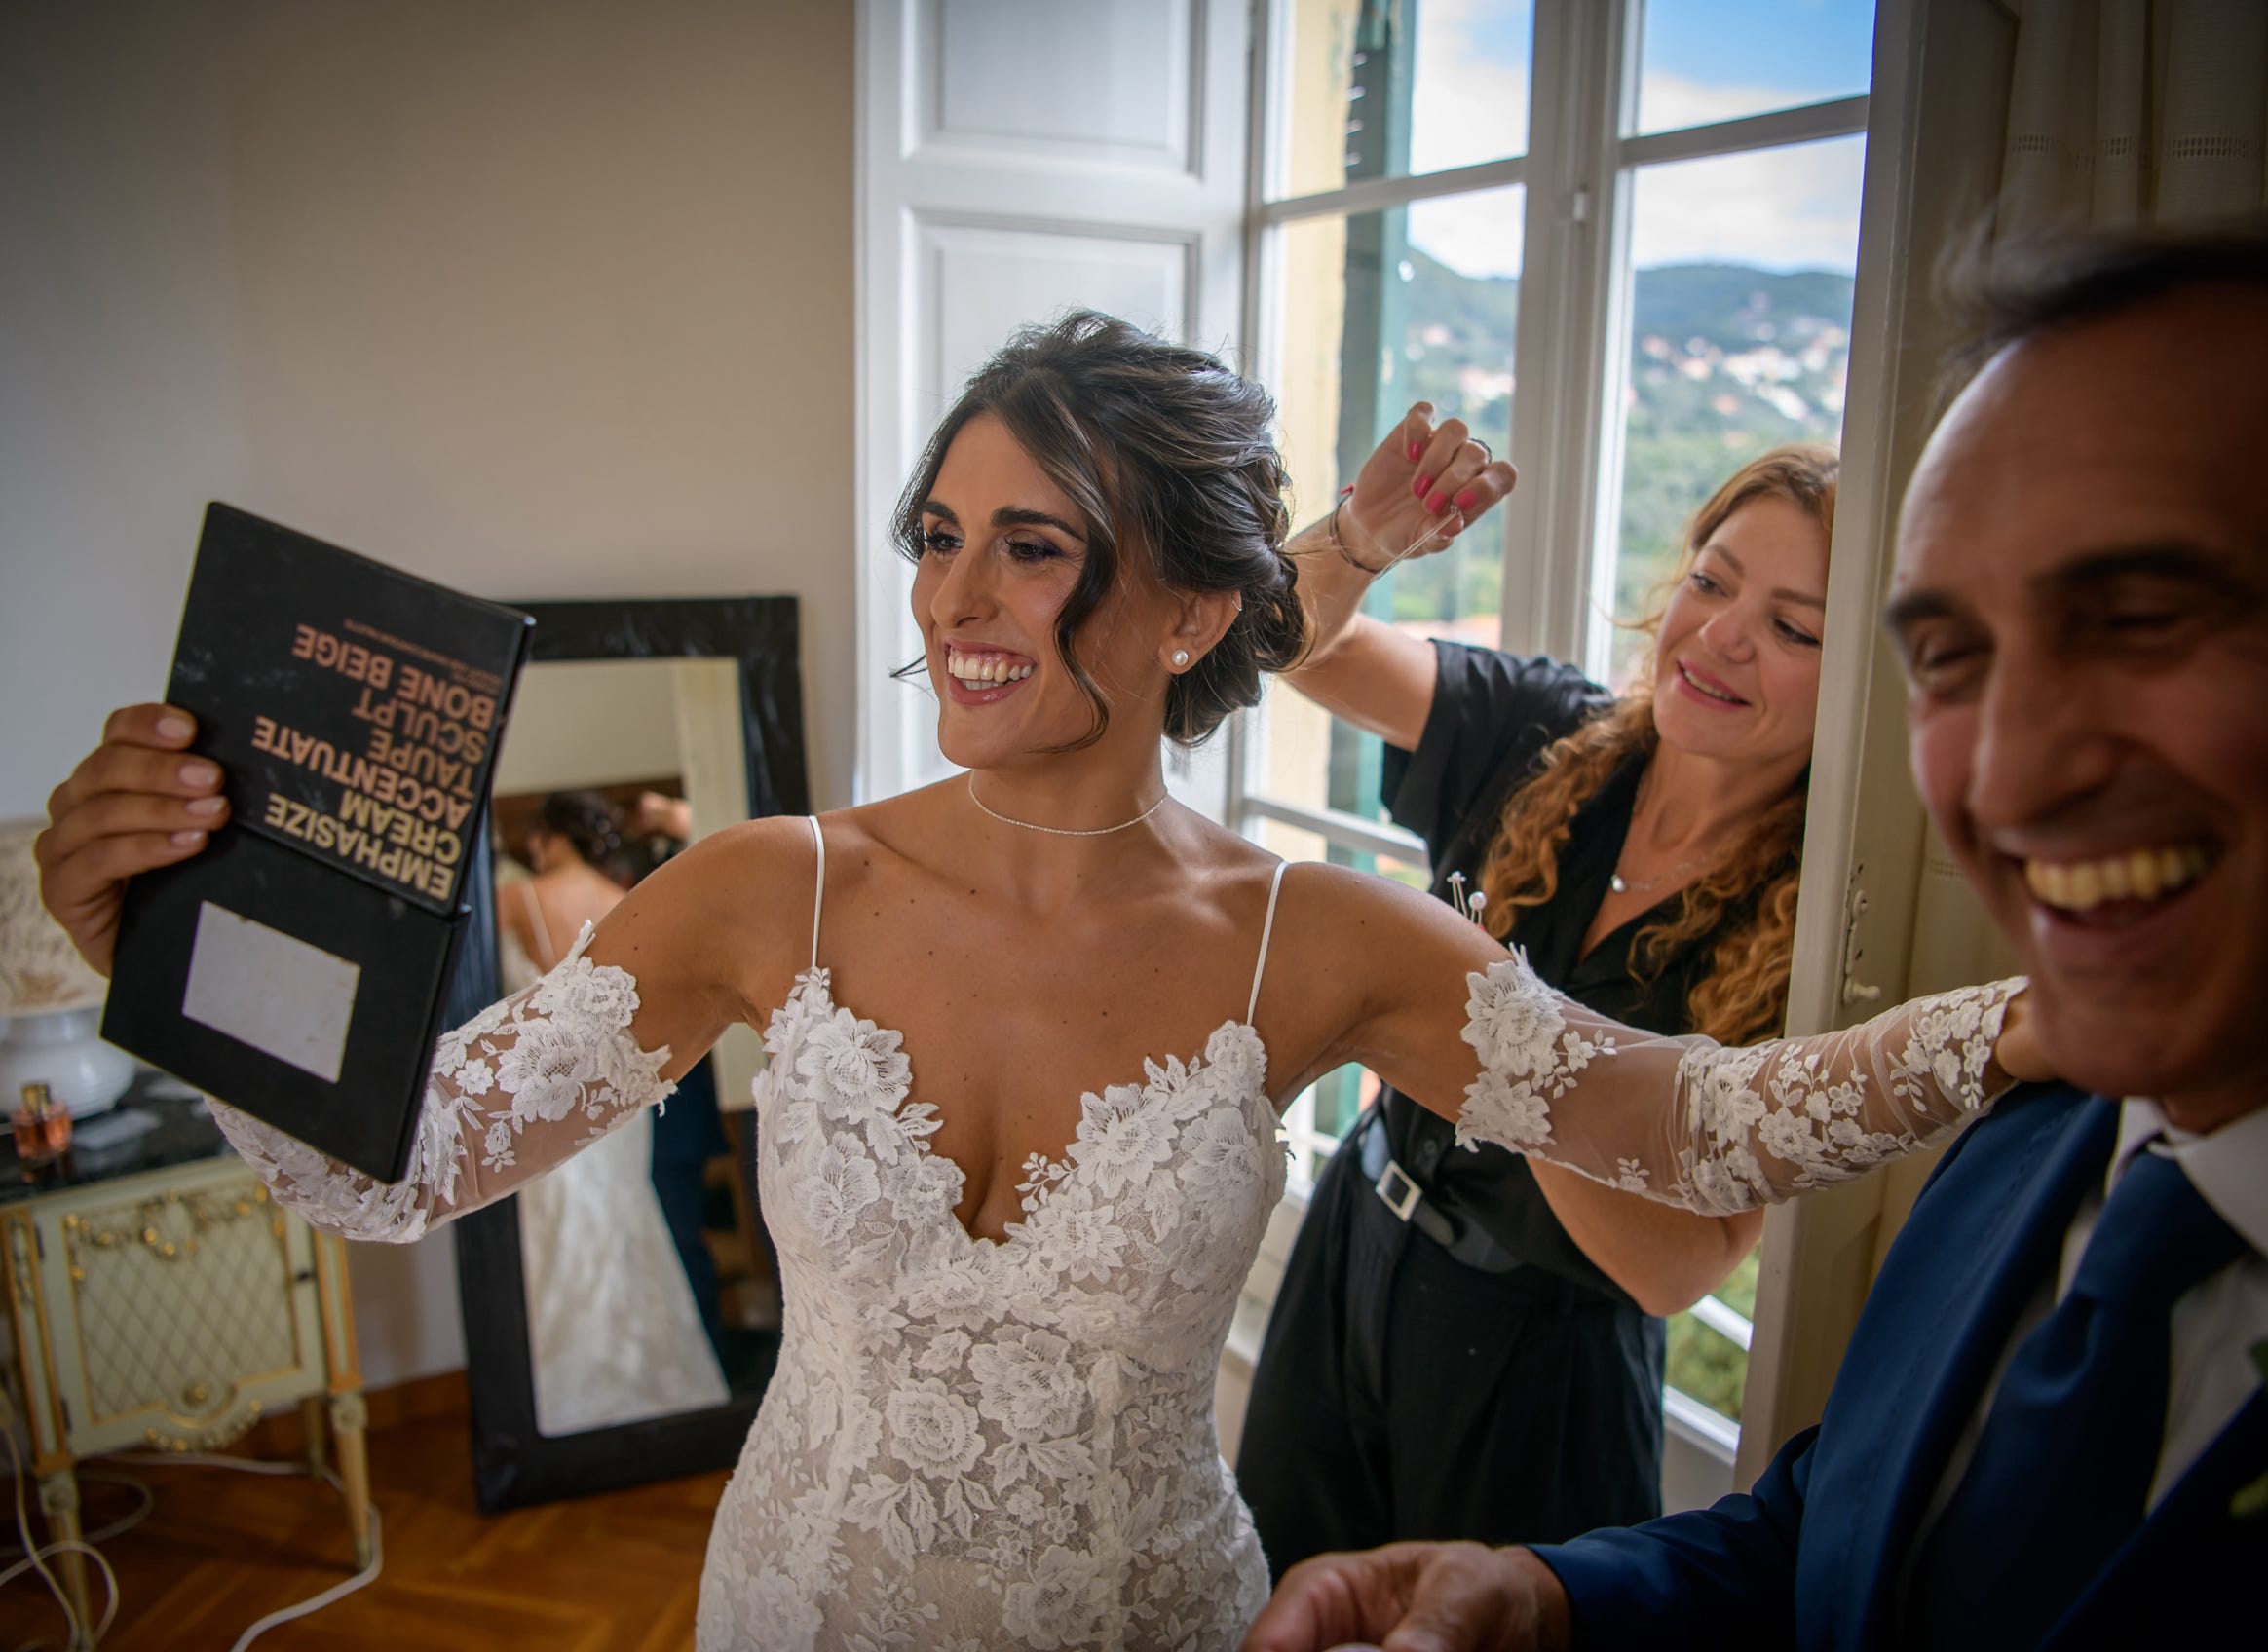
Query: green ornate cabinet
2,1110,368,1643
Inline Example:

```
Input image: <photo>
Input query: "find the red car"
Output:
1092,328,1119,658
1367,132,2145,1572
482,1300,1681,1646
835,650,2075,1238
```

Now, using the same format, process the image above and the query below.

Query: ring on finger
1471,436,1493,463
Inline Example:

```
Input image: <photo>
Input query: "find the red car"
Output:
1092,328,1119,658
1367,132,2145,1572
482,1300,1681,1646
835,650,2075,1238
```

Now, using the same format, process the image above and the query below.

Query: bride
35,313,2038,1650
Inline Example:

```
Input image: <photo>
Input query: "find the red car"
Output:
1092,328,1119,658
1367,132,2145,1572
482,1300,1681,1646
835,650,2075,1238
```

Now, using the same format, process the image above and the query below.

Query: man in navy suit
1242,234,2268,1651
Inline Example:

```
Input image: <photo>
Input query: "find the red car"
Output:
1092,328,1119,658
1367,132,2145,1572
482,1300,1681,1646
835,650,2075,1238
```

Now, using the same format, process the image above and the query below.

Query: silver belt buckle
1374,1158,1423,1222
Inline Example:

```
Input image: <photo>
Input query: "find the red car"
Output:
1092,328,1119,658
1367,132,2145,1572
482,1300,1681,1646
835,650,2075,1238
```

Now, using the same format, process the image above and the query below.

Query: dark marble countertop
2,1071,236,1206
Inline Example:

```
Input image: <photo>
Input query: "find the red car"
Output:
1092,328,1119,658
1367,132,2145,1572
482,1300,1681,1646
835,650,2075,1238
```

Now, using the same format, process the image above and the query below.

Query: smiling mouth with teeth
945,648,1036,689
2022,844,2213,914
1676,662,1746,705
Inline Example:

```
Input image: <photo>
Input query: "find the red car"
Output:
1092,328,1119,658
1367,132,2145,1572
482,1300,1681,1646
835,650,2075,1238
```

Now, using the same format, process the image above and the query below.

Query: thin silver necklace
1609,855,1711,897
1611,760,1714,896
966,773,1168,837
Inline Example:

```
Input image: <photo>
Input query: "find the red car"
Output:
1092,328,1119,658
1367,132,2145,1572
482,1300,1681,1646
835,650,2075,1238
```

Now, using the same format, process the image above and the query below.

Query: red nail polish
1428,493,1449,514
1455,490,1478,510
1408,441,1422,462
1414,474,1433,498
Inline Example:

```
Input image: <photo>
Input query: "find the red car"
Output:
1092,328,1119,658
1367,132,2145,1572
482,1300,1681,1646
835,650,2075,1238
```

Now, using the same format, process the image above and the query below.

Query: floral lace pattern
206,915,2024,1648
1455,952,2023,1216
695,966,1283,1651
209,924,671,1244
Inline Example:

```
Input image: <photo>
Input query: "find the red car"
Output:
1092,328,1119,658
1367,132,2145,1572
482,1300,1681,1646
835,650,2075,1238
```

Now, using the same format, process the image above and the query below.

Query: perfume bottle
12,1081,71,1163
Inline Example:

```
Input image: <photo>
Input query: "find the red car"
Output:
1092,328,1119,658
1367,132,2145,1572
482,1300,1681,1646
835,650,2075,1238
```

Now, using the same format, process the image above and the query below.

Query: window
1238,0,1876,1438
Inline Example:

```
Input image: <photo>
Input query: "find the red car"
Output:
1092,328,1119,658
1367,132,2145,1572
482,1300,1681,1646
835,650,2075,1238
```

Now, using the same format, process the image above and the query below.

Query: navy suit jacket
1532,1084,2267,1650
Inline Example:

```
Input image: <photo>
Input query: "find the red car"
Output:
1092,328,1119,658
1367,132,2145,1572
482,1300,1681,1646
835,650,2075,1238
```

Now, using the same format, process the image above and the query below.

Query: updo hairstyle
893,311,1305,748
536,790,624,870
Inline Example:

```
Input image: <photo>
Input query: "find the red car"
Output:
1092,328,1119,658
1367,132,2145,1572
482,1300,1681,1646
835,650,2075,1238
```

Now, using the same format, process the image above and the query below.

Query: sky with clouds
1394,0,1876,279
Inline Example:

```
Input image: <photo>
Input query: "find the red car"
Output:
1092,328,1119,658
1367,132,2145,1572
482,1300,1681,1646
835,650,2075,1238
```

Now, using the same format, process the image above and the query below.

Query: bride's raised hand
34,704,229,976
1988,986,2053,1086
1337,402,1518,572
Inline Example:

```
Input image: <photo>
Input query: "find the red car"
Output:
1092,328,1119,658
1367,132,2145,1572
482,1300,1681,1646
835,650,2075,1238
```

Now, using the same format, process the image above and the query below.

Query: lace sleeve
208,925,674,1243
1455,952,2022,1216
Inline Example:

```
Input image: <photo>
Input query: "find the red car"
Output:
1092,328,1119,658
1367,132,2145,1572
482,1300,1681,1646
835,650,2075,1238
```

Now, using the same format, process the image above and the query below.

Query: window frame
1228,0,1877,1446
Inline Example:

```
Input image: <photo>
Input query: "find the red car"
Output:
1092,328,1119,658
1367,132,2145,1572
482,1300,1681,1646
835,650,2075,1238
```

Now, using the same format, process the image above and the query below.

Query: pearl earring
1171,649,1191,668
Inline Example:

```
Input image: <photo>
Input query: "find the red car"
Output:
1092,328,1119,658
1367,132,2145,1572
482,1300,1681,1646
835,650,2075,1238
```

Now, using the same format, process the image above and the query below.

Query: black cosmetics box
102,504,533,1181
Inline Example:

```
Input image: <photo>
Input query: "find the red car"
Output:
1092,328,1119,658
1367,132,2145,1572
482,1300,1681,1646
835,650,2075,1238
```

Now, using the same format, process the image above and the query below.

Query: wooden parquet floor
25,1385,730,1652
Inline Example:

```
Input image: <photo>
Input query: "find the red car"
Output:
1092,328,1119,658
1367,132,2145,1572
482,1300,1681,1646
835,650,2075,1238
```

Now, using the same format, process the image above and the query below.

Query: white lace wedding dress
209,819,2021,1650
692,826,1287,1648
502,895,730,1436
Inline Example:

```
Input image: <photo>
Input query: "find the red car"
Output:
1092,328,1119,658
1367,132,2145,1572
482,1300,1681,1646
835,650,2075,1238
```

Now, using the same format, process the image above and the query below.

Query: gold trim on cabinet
143,1398,262,1453
312,1231,362,1395
60,1174,310,1432
12,1214,74,1470
63,1184,269,1262
76,1357,304,1433
1,1214,49,1456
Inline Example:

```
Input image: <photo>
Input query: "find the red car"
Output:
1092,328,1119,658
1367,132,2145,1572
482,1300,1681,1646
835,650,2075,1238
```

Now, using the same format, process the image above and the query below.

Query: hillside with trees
1376,253,1854,659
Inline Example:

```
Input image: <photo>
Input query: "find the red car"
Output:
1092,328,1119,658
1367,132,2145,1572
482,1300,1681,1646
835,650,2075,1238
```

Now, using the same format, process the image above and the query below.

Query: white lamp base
0,1006,137,1117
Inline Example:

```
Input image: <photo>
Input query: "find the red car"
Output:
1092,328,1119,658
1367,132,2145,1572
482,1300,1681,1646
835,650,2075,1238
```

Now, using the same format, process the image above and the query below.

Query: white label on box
180,901,360,1084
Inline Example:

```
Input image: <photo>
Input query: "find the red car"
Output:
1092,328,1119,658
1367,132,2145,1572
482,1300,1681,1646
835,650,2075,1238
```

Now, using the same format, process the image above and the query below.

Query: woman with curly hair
1239,423,1837,1571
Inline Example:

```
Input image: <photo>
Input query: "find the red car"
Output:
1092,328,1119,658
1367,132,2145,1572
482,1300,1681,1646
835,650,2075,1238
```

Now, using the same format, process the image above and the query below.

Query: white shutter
855,0,1256,804
1735,0,2027,1485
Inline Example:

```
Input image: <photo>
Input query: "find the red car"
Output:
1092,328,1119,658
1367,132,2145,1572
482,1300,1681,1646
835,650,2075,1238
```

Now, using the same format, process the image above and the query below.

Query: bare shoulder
1268,858,1503,984
1169,806,1289,895
600,812,819,986
809,787,948,891
1276,856,1460,929
659,811,821,911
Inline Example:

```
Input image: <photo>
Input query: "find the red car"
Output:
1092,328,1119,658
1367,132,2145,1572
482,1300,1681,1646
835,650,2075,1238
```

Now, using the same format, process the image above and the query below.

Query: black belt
1355,1109,1527,1274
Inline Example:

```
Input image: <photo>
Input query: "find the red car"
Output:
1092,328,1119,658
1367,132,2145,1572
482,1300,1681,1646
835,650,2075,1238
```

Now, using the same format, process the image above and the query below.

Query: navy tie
1903,1144,2249,1646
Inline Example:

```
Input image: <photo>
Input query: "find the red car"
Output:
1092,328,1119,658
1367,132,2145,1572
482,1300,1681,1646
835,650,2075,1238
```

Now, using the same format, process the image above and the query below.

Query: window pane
1253,815,1332,868
1665,1245,1760,1420
1266,188,1521,832
1591,136,1863,684
1280,0,1533,199
1634,0,1875,136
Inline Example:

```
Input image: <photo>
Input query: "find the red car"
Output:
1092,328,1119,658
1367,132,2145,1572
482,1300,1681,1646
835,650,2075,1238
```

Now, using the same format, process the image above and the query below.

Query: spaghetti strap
517,880,557,972
1245,861,1289,1025
806,816,825,969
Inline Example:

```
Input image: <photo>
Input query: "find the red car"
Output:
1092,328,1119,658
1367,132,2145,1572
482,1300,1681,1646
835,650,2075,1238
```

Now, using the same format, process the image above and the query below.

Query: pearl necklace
966,774,1168,838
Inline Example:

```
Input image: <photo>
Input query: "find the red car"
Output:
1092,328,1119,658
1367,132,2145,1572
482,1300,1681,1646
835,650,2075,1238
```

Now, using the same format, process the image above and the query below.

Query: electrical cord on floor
2,1390,118,1652
101,1451,304,1476
213,1469,383,1652
2,1388,383,1651
1,1472,156,1557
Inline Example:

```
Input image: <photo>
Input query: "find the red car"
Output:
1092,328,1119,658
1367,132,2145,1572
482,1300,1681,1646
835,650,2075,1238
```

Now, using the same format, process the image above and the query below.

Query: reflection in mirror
452,593,802,1511
488,659,779,1438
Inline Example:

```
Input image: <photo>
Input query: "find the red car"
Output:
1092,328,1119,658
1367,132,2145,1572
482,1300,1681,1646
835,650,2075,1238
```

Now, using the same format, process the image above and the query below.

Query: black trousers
1235,1125,1667,1579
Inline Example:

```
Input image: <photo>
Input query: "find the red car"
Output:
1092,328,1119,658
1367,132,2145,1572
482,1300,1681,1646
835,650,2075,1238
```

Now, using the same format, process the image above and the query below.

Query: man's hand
35,704,227,975
1239,1542,1571,1652
1337,403,1518,571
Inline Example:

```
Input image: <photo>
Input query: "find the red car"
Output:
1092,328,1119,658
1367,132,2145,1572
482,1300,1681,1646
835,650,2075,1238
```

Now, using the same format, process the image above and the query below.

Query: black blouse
1373,640,1734,1307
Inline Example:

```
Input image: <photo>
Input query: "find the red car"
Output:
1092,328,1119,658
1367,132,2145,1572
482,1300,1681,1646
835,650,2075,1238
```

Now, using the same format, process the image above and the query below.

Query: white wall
0,0,855,1387
491,659,687,796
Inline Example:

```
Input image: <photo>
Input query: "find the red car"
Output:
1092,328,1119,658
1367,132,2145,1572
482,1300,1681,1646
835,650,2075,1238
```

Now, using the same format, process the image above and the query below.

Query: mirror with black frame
448,597,807,1511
